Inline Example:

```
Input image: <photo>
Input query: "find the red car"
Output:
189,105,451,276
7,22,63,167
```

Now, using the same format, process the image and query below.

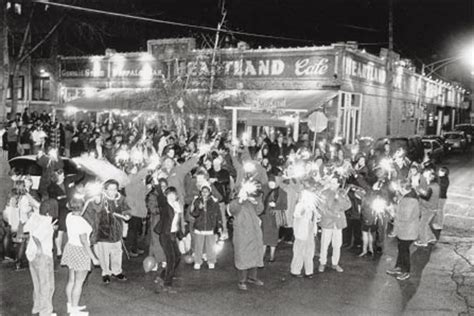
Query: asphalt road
0,149,472,316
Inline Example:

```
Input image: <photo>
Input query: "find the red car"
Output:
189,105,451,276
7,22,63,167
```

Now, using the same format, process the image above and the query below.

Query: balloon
143,256,157,273
183,254,194,264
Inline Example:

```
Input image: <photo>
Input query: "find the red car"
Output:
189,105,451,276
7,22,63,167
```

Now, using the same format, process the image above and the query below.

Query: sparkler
84,181,103,198
239,180,258,200
214,240,225,254
130,147,144,164
379,158,393,173
243,161,256,173
371,197,387,216
116,149,130,163
48,148,58,160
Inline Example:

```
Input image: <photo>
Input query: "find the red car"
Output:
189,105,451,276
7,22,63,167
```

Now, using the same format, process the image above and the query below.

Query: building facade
58,38,467,142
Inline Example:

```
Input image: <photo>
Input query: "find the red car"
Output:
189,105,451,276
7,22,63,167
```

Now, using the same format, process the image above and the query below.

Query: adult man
415,168,439,247
84,179,131,284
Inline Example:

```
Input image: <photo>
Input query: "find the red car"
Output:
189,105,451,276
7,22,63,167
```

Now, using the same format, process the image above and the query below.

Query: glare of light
214,240,225,254
243,161,256,173
198,143,212,154
139,53,155,62
84,87,96,98
64,106,79,116
116,149,130,162
379,158,392,172
130,148,144,164
351,146,359,156
462,43,474,67
85,181,103,198
48,148,58,160
140,63,153,83
390,181,400,192
240,180,258,196
74,193,85,200
371,197,387,216
292,162,306,178
329,145,336,153
241,132,250,143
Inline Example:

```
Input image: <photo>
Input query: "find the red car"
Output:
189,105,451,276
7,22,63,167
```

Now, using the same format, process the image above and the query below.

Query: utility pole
201,3,226,141
386,0,394,136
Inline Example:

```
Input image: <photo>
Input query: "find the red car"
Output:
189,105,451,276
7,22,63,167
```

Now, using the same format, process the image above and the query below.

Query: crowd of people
0,108,450,316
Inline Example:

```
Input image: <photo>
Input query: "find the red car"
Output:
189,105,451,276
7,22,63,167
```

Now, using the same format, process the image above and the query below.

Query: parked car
422,139,444,162
443,132,468,152
374,136,424,163
454,124,473,144
422,135,448,151
8,155,89,190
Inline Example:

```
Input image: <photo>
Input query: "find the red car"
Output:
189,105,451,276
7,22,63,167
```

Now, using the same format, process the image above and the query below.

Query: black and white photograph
0,0,473,315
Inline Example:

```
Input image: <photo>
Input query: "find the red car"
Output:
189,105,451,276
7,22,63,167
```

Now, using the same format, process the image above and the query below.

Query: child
61,198,99,315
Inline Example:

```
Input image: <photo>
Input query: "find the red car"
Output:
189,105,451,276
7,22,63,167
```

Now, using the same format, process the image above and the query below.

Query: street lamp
423,43,474,76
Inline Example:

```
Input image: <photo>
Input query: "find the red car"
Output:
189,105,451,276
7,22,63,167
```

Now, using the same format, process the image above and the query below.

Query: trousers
159,233,180,286
290,233,315,276
127,216,143,253
319,228,342,266
29,254,55,316
396,238,413,273
95,241,123,276
193,233,217,265
418,208,436,243
238,267,258,283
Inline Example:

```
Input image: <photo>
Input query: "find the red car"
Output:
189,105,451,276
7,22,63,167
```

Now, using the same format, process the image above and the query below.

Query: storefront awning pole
293,114,300,143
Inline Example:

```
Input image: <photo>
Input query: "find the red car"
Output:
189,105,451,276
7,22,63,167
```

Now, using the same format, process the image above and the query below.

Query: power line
32,0,314,44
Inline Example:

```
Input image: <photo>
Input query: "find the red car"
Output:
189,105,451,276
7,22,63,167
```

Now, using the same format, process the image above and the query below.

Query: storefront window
7,75,25,100
337,92,361,144
32,76,51,101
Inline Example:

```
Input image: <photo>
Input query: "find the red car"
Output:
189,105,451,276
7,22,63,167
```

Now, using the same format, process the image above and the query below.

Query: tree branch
18,15,65,65
17,5,35,61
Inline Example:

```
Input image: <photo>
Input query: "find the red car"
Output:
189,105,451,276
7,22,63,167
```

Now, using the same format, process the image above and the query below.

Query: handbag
273,209,287,228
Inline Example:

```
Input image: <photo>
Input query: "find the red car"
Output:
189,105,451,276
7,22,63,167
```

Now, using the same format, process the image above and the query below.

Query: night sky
43,0,473,77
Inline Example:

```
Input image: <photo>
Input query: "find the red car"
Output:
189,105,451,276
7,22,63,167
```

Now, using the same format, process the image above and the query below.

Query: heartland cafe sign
187,53,336,79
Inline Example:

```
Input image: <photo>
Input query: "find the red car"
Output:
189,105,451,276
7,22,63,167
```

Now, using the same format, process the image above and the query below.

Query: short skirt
61,244,91,271
361,224,377,232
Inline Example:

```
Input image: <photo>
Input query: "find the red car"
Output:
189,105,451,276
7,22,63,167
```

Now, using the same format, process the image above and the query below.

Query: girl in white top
61,198,99,315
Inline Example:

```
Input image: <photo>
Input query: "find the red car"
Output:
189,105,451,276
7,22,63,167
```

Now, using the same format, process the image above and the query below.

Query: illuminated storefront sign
344,54,386,85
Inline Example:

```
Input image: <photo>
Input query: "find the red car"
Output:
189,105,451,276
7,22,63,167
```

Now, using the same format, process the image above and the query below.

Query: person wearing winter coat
191,184,222,270
432,167,449,234
145,177,167,272
261,175,288,262
125,166,150,257
290,189,320,277
229,183,265,291
318,178,352,273
37,149,64,198
386,181,420,281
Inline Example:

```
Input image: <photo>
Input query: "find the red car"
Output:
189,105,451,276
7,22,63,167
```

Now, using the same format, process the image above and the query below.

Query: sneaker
414,241,428,247
247,278,264,286
388,232,396,238
386,267,402,276
193,263,201,270
332,265,344,273
305,274,314,279
208,263,215,269
238,282,248,291
137,249,145,255
1,257,15,264
112,273,127,281
129,252,139,258
396,272,410,280
102,275,111,284
318,264,326,273
290,273,304,278
67,303,87,313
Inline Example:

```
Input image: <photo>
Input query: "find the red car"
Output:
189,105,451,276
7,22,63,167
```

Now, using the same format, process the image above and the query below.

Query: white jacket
293,202,319,241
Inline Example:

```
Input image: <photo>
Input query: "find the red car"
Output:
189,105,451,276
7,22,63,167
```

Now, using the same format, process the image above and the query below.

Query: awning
217,89,339,114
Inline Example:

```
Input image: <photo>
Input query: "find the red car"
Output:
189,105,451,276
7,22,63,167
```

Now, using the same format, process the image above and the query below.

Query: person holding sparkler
190,184,222,270
318,177,352,273
83,179,131,284
290,188,321,278
386,180,420,281
37,148,64,198
229,180,265,291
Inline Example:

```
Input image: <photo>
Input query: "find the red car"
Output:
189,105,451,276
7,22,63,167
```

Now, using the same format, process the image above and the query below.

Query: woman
48,170,68,259
386,181,420,281
261,176,287,262
191,184,222,270
229,182,265,291
146,177,167,273
359,189,379,257
61,198,99,314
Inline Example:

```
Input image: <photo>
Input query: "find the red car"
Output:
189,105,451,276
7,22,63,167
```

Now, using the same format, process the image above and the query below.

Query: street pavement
0,149,473,316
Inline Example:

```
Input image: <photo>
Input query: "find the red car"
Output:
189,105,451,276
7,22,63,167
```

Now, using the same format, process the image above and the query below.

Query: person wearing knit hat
190,185,222,270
